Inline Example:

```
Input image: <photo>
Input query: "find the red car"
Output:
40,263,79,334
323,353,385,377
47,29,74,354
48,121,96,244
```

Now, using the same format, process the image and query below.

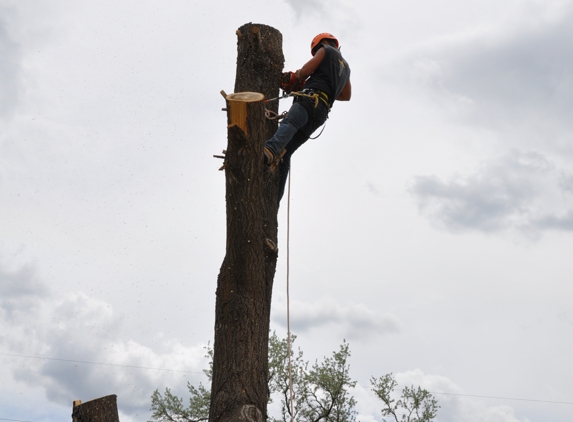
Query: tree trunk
209,23,284,422
71,395,120,422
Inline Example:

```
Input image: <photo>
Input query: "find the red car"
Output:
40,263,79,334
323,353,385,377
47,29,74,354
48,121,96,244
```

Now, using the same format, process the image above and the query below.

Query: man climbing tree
264,33,352,203
210,26,352,422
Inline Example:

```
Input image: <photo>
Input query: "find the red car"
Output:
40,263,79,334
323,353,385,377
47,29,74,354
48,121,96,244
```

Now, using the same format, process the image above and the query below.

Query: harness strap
291,90,330,108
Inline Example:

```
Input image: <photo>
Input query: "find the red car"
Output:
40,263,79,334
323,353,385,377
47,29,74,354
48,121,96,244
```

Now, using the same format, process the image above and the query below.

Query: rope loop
265,109,288,120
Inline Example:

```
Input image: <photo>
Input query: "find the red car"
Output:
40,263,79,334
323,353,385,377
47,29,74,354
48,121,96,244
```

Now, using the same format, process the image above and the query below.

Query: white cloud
0,256,210,417
0,6,22,120
272,297,400,340
283,0,361,34
283,0,325,17
410,150,573,236
0,262,47,321
404,5,573,151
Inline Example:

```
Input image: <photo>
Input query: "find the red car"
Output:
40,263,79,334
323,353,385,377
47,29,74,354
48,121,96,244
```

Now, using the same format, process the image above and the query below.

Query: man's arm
336,79,352,101
294,47,326,81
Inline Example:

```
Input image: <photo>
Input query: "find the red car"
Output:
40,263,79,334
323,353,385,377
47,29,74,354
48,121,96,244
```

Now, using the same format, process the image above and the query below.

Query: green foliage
301,340,357,422
149,384,209,422
370,373,439,422
268,333,357,422
149,335,438,422
268,332,309,420
148,345,212,422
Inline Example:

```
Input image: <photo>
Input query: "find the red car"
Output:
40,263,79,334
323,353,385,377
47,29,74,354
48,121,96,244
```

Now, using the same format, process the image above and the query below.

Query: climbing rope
274,96,326,419
286,162,294,422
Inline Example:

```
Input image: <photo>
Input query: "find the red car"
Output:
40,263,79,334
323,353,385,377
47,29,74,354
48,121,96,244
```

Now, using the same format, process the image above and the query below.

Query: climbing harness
264,89,329,139
266,89,330,109
292,89,330,109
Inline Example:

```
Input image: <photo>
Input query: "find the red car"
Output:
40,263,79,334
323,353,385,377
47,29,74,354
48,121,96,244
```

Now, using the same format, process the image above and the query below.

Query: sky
1,0,573,421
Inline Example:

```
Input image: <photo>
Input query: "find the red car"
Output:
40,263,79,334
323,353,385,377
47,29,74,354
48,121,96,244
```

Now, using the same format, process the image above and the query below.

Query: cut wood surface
226,92,265,134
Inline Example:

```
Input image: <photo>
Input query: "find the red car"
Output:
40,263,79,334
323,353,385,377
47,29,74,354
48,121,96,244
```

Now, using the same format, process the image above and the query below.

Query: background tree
150,339,440,422
150,335,358,422
370,374,439,422
268,334,357,422
149,347,212,422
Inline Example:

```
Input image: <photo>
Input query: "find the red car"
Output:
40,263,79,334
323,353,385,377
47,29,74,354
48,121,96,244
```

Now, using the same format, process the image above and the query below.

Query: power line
430,391,573,405
0,418,36,422
0,352,205,375
2,352,572,407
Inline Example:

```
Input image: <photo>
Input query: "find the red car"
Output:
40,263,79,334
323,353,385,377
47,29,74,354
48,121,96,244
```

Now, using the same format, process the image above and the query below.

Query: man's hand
280,71,306,93
280,72,296,92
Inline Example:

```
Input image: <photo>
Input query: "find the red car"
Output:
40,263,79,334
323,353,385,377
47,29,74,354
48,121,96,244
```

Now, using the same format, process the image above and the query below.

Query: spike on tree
209,23,284,422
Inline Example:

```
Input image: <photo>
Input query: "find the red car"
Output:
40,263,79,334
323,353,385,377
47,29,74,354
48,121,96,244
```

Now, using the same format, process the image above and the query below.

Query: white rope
286,162,294,422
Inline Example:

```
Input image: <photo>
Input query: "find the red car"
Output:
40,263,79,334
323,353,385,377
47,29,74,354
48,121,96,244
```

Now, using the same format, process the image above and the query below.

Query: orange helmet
311,33,339,55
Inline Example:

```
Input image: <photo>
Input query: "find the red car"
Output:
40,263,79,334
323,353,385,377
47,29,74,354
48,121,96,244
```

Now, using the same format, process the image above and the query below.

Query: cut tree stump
71,395,120,422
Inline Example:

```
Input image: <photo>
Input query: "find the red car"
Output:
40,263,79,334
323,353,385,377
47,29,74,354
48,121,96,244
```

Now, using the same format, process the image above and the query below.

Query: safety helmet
311,33,339,55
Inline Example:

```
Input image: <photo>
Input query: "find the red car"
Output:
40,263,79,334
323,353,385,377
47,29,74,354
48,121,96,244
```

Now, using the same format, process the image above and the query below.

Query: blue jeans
265,98,329,203
265,102,309,157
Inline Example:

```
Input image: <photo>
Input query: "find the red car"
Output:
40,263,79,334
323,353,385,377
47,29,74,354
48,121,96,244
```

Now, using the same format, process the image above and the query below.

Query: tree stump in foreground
209,23,284,422
71,395,120,422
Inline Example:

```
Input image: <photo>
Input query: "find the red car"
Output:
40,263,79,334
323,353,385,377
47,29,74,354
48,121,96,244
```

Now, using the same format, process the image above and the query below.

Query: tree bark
209,23,284,422
71,395,120,422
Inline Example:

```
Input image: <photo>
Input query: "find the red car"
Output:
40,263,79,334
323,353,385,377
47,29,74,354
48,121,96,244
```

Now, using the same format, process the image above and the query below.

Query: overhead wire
2,158,573,415
1,391,572,422
430,392,573,405
0,352,205,375
1,349,573,422
3,124,571,422
0,419,37,422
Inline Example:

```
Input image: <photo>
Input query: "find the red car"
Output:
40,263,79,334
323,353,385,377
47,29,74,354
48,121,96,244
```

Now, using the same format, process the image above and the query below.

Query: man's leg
276,102,330,204
265,102,308,158
276,130,311,203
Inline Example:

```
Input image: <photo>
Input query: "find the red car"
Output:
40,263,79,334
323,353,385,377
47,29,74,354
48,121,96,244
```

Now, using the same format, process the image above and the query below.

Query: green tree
370,373,439,422
150,334,356,422
149,347,212,422
149,335,438,422
267,332,308,421
268,333,357,422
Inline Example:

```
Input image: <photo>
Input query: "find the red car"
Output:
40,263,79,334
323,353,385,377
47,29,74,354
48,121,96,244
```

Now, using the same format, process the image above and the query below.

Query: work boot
269,149,286,172
264,147,274,165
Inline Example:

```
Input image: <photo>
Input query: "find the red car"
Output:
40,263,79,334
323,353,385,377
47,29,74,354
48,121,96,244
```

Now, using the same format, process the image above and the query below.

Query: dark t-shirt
304,45,351,106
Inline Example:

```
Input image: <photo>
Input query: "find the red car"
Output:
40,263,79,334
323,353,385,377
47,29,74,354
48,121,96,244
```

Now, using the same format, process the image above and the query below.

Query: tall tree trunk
209,23,284,422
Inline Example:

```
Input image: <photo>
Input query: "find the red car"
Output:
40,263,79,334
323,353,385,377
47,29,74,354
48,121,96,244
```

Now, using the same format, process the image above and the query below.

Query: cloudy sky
1,0,573,421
